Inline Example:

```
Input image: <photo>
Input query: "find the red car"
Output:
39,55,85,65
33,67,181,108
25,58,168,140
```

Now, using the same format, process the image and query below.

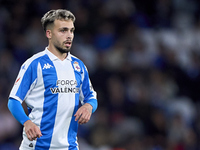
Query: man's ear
46,30,52,39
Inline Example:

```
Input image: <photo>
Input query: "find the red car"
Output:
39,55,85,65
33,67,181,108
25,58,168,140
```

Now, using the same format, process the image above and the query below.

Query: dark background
1,0,200,149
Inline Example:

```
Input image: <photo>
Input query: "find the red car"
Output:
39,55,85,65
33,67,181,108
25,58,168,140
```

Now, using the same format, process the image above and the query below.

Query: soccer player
7,9,98,150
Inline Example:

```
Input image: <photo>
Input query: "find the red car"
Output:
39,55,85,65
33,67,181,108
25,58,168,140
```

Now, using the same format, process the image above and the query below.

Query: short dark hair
41,9,75,32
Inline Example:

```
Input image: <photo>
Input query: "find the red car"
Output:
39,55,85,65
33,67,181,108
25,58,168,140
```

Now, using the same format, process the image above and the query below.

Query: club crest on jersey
73,61,81,72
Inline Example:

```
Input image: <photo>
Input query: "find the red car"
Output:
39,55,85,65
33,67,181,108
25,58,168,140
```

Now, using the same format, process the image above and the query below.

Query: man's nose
66,31,73,38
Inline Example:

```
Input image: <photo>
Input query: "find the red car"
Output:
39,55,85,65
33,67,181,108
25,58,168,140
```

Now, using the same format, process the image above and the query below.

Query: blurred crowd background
1,0,200,149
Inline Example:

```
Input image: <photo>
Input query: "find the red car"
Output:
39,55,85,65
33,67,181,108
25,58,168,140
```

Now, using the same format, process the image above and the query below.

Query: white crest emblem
73,61,81,72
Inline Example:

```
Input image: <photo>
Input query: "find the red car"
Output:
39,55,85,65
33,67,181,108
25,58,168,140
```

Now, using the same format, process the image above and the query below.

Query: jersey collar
66,52,72,61
45,47,72,61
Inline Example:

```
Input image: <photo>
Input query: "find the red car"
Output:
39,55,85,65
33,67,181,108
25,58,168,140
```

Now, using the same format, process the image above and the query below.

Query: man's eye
61,30,66,32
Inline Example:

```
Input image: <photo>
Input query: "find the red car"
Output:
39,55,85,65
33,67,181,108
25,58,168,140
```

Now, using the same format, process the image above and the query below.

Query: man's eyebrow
59,27,75,30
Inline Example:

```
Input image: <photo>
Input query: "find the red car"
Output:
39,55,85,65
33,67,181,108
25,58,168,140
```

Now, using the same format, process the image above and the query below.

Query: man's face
49,19,75,53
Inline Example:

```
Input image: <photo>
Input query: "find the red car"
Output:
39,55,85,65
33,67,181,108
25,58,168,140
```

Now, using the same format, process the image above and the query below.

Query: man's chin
65,47,71,51
65,48,71,53
56,46,71,54
64,46,71,52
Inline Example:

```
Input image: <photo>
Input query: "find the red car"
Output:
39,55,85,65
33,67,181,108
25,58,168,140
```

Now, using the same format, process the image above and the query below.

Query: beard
54,41,72,54
55,45,70,54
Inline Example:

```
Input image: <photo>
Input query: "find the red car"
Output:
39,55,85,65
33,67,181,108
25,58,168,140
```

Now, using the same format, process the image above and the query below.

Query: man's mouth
64,41,72,47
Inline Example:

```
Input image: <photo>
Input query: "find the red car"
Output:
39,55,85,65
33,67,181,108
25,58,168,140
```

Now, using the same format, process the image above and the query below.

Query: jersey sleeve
79,64,98,113
8,98,30,125
9,59,38,103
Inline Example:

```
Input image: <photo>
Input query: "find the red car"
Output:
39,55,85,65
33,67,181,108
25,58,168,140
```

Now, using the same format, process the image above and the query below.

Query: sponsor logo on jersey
50,79,79,94
43,63,53,69
50,87,79,94
73,61,81,72
56,80,77,86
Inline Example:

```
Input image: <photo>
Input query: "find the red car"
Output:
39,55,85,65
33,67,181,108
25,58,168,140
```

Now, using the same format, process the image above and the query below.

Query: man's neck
47,45,67,61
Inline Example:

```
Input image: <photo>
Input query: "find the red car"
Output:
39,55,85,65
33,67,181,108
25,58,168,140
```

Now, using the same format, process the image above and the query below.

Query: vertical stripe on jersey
68,61,80,150
16,59,38,101
81,65,95,103
35,55,58,150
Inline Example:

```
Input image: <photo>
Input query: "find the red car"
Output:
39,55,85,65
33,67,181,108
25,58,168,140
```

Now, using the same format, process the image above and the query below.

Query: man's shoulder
30,50,46,61
22,50,46,68
70,54,84,64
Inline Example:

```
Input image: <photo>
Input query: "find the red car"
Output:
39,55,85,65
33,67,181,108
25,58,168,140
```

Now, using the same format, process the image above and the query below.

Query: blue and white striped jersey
9,47,97,150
